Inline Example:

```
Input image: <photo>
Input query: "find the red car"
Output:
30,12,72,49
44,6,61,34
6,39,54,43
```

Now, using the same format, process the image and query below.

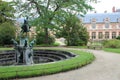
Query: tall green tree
56,14,89,46
0,0,16,46
0,0,15,24
12,0,96,44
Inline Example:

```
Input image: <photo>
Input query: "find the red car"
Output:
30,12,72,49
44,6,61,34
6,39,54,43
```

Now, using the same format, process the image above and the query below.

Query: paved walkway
20,48,120,80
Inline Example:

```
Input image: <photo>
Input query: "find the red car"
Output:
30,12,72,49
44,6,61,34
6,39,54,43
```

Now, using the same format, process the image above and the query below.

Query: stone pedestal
15,46,34,65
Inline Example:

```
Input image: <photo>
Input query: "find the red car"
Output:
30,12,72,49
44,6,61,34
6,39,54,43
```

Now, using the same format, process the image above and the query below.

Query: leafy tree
0,0,16,46
0,0,15,24
12,0,96,44
0,22,16,46
55,14,89,46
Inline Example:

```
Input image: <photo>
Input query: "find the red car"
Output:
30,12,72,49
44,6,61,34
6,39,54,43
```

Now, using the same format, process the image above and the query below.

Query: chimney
94,11,97,13
104,10,107,13
112,6,116,12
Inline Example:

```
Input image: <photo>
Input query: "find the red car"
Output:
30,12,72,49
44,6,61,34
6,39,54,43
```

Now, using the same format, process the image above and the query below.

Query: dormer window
105,22,109,28
118,18,120,28
118,18,120,22
91,18,96,29
105,18,110,28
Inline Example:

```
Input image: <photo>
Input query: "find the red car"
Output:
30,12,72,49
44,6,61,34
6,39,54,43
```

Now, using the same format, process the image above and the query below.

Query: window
105,18,110,28
92,22,96,29
105,32,109,39
118,23,120,28
91,18,96,29
118,18,120,28
92,32,96,39
98,32,103,39
105,22,109,28
112,32,116,39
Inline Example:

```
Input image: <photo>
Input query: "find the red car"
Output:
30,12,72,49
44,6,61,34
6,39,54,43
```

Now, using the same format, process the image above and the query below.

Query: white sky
90,0,120,13
4,0,120,13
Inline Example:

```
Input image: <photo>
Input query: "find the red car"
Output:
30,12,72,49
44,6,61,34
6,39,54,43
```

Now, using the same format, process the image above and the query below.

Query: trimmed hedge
0,48,95,80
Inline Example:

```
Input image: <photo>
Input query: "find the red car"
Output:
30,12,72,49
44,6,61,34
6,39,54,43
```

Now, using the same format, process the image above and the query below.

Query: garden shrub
0,22,16,46
87,42,102,49
36,32,55,45
103,39,120,48
116,36,120,40
53,42,60,46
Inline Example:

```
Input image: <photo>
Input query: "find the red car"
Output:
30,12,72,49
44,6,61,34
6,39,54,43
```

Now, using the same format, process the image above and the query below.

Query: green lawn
0,48,95,79
0,48,13,51
103,48,120,54
67,46,87,49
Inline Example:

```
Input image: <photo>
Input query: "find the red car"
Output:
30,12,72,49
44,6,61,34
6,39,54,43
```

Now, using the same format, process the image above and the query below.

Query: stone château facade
80,8,120,41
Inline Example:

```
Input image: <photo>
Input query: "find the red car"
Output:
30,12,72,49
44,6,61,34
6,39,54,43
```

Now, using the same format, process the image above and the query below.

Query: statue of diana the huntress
12,17,35,65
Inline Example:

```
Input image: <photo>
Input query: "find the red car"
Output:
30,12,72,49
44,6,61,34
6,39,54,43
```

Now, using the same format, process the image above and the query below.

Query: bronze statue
21,17,31,33
12,17,35,65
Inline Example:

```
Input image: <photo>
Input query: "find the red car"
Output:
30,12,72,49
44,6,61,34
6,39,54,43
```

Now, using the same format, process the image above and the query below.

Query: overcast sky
4,0,120,13
90,0,120,13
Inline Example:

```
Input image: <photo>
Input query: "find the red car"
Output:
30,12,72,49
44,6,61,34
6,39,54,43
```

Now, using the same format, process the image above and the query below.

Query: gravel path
19,49,120,80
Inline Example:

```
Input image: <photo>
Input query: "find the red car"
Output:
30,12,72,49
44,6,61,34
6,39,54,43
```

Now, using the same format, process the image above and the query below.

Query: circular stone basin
0,50,76,66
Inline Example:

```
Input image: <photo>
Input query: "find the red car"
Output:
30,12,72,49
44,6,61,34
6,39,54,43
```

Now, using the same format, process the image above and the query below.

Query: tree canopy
0,0,15,24
12,0,96,17
12,0,97,44
12,0,96,28
0,0,16,46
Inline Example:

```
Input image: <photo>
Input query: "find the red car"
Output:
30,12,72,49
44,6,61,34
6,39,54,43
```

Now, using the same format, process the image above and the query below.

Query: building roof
79,12,120,23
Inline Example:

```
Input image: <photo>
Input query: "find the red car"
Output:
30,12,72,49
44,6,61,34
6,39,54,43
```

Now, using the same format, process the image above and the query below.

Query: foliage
87,42,103,49
0,0,15,24
0,48,95,79
103,39,120,48
0,0,16,46
56,14,89,46
53,42,60,46
36,31,55,45
12,0,96,44
116,36,120,40
0,22,16,46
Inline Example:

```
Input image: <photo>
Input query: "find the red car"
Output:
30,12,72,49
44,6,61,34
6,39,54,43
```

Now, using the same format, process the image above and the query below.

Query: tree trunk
67,36,70,46
44,28,49,44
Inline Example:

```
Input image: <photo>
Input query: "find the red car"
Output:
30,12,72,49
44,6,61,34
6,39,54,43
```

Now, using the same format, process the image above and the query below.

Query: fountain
12,17,35,65
0,17,76,66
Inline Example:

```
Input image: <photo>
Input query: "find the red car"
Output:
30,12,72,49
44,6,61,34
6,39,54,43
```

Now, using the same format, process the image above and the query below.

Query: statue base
15,46,34,65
